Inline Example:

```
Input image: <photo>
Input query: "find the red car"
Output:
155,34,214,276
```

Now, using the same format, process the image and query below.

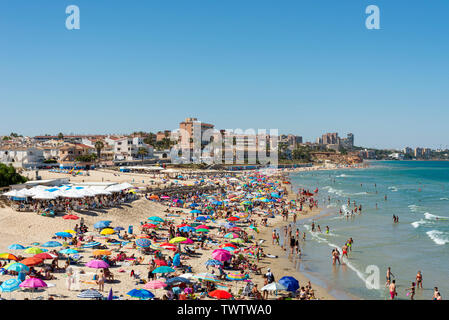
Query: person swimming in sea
325,226,329,234
385,267,394,287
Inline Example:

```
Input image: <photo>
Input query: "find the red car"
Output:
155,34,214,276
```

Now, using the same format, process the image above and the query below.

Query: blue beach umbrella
59,248,79,254
8,244,25,250
196,216,208,221
82,242,101,248
55,232,72,238
148,216,165,223
135,239,151,248
0,278,21,292
205,259,223,267
114,227,125,231
166,277,190,285
189,203,199,207
190,210,202,214
6,263,29,273
152,266,175,274
42,241,62,248
279,276,299,292
172,253,181,267
94,221,111,229
179,226,196,233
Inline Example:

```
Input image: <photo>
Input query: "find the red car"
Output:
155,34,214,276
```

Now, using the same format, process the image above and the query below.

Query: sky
0,0,448,150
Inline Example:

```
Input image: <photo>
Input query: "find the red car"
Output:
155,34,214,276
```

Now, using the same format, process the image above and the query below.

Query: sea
282,160,449,300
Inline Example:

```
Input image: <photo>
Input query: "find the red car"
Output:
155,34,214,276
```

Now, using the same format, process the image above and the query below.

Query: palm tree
58,132,64,140
94,141,104,160
137,147,149,163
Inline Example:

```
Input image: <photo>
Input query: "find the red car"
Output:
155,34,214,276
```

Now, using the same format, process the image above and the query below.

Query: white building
105,136,154,161
0,147,45,168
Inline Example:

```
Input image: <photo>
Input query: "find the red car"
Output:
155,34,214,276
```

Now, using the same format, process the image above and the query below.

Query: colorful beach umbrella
0,278,21,292
92,250,112,256
59,248,79,254
20,257,43,266
33,253,57,260
209,289,233,300
63,214,79,220
226,273,248,281
211,250,232,262
224,233,239,239
135,238,151,248
0,253,18,261
86,259,109,269
24,247,43,254
148,216,165,223
169,237,187,244
8,244,25,250
78,288,103,299
127,288,154,300
152,266,175,274
82,242,101,248
144,280,167,289
5,262,29,272
19,277,47,289
41,241,62,248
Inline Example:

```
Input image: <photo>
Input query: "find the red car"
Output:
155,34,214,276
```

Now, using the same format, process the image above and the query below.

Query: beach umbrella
0,253,18,261
5,263,30,273
195,216,208,221
24,247,44,254
195,228,209,233
261,282,287,292
19,277,47,289
230,238,244,244
224,233,239,239
59,248,79,254
41,241,62,248
179,226,196,233
8,244,25,250
82,242,101,248
166,277,190,285
226,273,248,281
86,259,109,269
196,225,210,229
205,259,223,267
55,232,73,238
220,243,238,249
189,203,199,207
100,228,115,235
221,246,236,252
114,226,125,232
135,238,151,248
33,253,57,260
148,216,164,223
92,250,112,256
127,288,154,300
149,195,159,200
136,234,151,239
180,239,194,244
211,250,232,262
94,221,111,229
209,289,233,300
152,266,175,274
176,223,189,228
190,209,202,214
78,288,103,299
154,259,168,266
169,237,187,244
193,273,219,282
144,280,167,289
63,214,79,220
172,253,181,267
0,278,21,293
227,217,240,222
229,227,242,232
20,257,44,267
279,276,299,292
108,287,113,300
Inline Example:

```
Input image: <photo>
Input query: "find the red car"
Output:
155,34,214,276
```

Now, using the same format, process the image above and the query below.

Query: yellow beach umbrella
24,247,43,254
169,237,187,244
64,229,77,234
92,249,112,256
100,228,115,235
0,253,18,261
230,238,244,244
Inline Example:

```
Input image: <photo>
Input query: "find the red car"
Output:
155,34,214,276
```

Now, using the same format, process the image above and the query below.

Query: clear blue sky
1,0,448,149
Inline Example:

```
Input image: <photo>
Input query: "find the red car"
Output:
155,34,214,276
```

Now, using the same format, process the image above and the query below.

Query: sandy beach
0,166,346,300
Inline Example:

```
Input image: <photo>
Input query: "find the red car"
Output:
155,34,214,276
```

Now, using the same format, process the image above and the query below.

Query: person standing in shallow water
416,271,423,289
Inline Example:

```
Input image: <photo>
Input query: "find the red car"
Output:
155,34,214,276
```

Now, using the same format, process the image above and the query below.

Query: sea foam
426,230,449,245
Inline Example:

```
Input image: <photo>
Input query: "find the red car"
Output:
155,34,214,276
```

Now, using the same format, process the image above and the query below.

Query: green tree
137,147,149,162
58,132,64,140
94,140,104,159
0,164,28,187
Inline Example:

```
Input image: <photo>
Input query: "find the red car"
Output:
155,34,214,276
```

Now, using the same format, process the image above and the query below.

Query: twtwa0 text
177,304,272,317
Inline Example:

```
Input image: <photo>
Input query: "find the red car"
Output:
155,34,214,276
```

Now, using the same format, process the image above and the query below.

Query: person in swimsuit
272,230,276,245
317,225,321,233
325,226,329,234
406,282,416,300
311,222,315,232
416,271,423,289
433,287,440,300
389,280,397,300
342,244,348,259
385,267,394,287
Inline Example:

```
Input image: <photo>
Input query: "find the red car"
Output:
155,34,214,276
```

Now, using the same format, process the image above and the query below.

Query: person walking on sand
389,280,397,300
272,230,276,245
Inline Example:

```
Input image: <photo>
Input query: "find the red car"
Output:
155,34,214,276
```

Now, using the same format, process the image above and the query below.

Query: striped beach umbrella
78,288,103,299
0,253,18,261
224,233,239,239
135,238,151,248
226,273,248,281
5,262,29,272
82,242,101,248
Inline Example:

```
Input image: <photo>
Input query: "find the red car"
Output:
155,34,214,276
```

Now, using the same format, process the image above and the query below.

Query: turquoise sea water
287,161,449,300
